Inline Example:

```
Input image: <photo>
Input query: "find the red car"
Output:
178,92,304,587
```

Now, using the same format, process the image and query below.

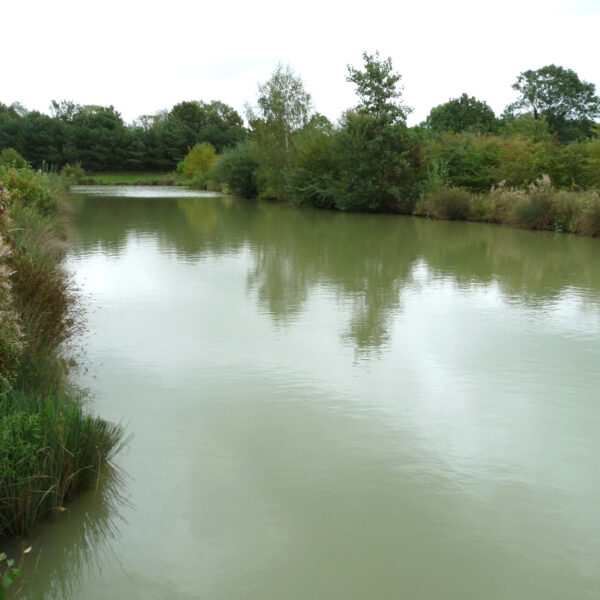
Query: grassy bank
0,165,122,539
79,172,178,186
414,176,600,236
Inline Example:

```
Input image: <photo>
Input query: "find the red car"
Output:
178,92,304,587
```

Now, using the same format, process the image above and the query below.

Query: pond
14,187,600,599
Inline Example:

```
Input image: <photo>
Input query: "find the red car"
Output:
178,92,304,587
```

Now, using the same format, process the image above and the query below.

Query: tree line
207,55,600,212
0,99,247,172
1,56,599,205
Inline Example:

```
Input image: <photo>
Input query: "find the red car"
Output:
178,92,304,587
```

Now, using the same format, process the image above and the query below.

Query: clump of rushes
0,388,123,537
0,166,123,538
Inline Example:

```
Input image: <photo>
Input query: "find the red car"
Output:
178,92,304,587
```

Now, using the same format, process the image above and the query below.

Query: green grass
0,385,123,537
82,172,179,186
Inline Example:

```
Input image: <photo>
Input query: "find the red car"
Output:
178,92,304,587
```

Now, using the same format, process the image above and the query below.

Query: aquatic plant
0,167,123,538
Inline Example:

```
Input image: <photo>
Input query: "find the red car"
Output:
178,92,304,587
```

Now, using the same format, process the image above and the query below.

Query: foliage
425,93,497,134
506,64,600,141
285,125,337,209
250,63,313,151
0,148,26,169
331,111,415,212
169,100,246,153
0,165,56,216
178,142,217,189
510,175,558,229
323,52,415,212
420,132,502,191
211,141,259,199
414,186,474,220
0,183,23,382
499,113,553,142
0,386,123,537
0,552,22,598
572,193,600,236
0,167,123,539
247,64,313,198
346,51,411,124
60,162,86,184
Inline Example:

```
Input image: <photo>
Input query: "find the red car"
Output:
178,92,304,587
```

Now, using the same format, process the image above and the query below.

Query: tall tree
506,65,600,140
248,64,313,197
249,63,313,152
331,51,415,212
346,51,411,124
425,93,497,134
169,100,245,152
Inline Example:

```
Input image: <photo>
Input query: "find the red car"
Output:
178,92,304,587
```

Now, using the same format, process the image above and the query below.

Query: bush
511,175,558,230
329,111,415,213
60,162,86,184
0,183,23,382
285,127,337,209
212,141,259,199
420,132,502,191
0,165,56,216
179,142,217,185
0,148,27,169
572,192,600,236
415,186,473,220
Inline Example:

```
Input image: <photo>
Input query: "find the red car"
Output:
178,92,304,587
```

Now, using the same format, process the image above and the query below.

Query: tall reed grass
414,175,600,236
0,166,123,538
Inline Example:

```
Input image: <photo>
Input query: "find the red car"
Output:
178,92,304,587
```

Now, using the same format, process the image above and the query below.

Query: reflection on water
8,466,128,599
15,188,600,598
70,190,600,354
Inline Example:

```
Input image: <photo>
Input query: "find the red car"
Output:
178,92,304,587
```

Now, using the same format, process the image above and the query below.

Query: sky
2,0,599,126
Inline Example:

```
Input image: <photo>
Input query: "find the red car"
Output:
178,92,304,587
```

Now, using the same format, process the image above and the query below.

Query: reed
0,166,123,538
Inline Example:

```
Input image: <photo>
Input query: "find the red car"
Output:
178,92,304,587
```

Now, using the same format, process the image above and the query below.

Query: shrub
511,175,558,230
179,142,217,185
212,141,259,199
415,186,473,220
285,128,337,209
60,162,86,184
0,165,56,216
0,148,26,169
421,132,502,191
0,184,24,382
572,192,600,236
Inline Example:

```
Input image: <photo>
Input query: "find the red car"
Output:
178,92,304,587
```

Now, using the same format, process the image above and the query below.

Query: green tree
329,51,415,212
346,51,411,124
178,142,217,188
212,141,259,199
425,93,497,134
506,65,600,141
169,100,246,153
248,64,313,198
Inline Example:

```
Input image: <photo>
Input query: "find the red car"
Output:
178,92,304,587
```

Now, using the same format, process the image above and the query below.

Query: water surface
13,187,600,599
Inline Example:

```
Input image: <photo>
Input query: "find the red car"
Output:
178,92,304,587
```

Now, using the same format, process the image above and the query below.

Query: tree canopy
506,64,600,140
425,93,497,134
249,63,313,152
346,51,411,124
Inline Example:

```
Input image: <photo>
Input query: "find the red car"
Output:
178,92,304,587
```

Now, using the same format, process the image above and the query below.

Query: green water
10,187,600,599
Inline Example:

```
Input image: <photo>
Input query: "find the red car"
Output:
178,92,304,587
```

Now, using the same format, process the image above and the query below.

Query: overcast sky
3,0,599,126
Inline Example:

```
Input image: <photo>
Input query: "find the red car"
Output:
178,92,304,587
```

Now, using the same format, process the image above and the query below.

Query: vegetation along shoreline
2,52,600,237
0,164,123,550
